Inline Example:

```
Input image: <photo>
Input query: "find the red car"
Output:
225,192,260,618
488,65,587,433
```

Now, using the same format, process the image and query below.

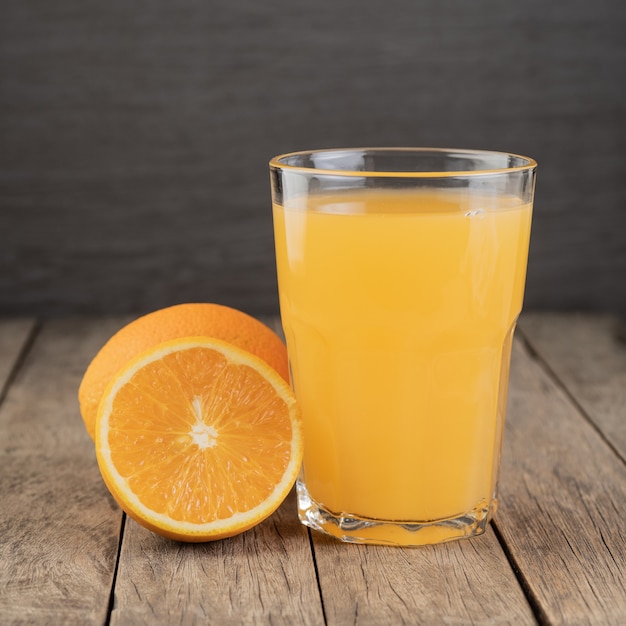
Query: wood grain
311,527,535,625
1,1,625,316
519,312,626,461
110,489,324,626
494,335,626,625
0,318,128,625
2,313,626,624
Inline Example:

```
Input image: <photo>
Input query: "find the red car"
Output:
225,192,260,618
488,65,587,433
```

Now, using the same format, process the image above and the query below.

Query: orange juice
273,189,532,525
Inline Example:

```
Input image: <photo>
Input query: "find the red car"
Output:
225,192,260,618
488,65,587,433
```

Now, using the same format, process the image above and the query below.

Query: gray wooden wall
1,1,625,317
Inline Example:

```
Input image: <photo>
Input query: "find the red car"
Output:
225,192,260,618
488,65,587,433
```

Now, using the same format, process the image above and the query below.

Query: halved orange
95,336,302,542
79,303,289,440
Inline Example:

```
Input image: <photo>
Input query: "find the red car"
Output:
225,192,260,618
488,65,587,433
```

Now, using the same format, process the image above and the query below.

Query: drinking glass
270,148,536,545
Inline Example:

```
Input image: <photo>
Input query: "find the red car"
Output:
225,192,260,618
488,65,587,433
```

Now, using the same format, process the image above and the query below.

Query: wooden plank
111,489,324,625
311,526,536,625
494,331,626,625
0,318,36,396
519,312,626,460
0,317,130,625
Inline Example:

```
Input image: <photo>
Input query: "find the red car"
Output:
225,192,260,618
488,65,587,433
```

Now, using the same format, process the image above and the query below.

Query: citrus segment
95,337,302,542
79,303,289,440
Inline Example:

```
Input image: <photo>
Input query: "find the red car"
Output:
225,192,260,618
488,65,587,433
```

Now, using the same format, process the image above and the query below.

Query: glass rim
269,147,537,178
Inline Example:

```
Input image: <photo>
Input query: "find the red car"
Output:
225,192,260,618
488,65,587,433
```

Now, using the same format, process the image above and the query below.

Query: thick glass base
296,480,495,546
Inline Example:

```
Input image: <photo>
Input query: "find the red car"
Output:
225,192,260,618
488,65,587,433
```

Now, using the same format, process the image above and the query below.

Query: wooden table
1,313,625,625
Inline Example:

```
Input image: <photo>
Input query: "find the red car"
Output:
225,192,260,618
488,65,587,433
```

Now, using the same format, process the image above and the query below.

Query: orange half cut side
95,336,302,542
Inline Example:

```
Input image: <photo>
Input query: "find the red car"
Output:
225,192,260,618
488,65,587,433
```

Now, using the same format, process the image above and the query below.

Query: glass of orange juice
270,148,536,546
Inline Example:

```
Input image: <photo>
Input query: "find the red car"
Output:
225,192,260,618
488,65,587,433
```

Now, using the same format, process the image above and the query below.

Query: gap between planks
0,318,40,408
518,313,626,467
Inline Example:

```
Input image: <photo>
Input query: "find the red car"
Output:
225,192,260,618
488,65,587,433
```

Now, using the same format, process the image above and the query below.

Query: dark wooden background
1,0,624,317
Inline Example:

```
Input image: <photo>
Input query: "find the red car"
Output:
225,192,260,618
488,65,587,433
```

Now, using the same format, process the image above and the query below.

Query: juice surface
273,189,532,521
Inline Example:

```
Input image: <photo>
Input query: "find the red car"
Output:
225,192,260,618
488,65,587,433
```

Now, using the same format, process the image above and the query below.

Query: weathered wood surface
1,313,625,625
1,2,625,317
496,330,626,625
0,318,128,625
111,491,324,626
311,527,536,625
519,313,626,462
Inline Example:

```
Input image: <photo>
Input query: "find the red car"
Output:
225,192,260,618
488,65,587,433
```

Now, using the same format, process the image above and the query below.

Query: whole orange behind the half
78,303,289,440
